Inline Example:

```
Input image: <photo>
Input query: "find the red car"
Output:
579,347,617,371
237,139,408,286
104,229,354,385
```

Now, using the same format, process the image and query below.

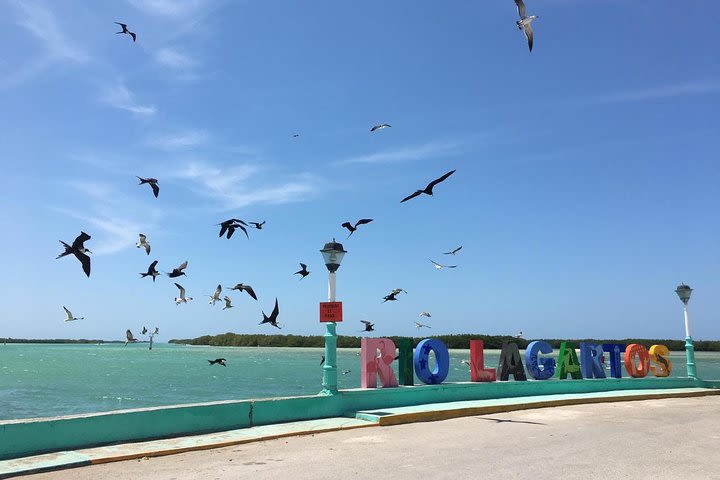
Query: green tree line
169,333,720,351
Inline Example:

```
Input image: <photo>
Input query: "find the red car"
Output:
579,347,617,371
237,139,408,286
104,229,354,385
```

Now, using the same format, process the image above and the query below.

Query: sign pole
322,271,338,394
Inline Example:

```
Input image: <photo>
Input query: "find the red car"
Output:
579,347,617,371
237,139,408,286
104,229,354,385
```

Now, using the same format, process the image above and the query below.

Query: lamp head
320,239,347,273
675,283,692,305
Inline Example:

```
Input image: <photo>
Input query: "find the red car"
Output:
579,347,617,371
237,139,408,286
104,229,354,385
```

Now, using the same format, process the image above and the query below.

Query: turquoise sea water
1,343,719,421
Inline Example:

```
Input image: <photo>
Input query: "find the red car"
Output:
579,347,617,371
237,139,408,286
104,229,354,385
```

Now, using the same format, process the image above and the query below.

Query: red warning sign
320,302,343,323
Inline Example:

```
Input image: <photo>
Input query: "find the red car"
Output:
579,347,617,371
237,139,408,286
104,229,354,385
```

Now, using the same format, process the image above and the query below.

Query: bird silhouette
430,259,457,270
443,246,462,255
400,170,456,203
115,22,136,42
419,311,431,318
218,219,248,239
222,296,233,310
320,355,325,365
208,358,227,366
260,298,281,329
227,283,258,300
140,260,160,282
56,231,92,277
141,326,148,335
341,218,373,237
383,292,399,303
514,0,538,52
294,263,310,279
361,320,375,332
137,177,159,197
248,221,265,230
168,261,188,278
124,329,138,346
414,321,431,329
370,124,391,132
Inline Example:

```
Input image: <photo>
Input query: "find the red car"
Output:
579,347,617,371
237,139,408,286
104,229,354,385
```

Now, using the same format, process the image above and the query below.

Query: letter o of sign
624,343,650,378
413,338,450,385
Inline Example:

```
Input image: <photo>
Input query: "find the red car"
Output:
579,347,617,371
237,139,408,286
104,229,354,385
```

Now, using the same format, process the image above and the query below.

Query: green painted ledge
1,376,715,461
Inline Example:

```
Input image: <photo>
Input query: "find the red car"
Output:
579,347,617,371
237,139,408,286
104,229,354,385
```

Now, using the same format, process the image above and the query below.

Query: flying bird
320,355,325,366
56,231,92,277
218,219,248,239
514,0,538,52
341,370,351,375
141,326,148,335
341,218,373,238
293,134,300,138
208,285,222,305
248,221,265,230
63,306,83,322
443,246,463,256
370,124,391,132
167,261,188,278
140,260,160,282
174,283,193,305
227,283,258,301
260,298,281,329
153,327,159,335
390,288,407,296
419,311,431,318
415,321,431,329
124,329,138,346
430,260,457,270
208,358,227,367
383,292,399,303
400,169,456,203
361,320,375,332
294,263,310,279
137,177,159,198
136,234,151,255
514,331,524,339
115,22,137,42
222,296,233,310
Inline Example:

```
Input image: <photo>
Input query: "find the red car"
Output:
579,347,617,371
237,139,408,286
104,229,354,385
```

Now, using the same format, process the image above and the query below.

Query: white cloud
101,83,157,117
147,130,209,150
127,0,210,17
590,80,720,104
155,48,196,69
174,161,318,209
338,140,464,165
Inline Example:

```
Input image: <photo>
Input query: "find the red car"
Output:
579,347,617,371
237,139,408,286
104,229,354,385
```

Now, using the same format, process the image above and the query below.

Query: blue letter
525,341,555,380
602,343,626,379
414,338,450,385
580,342,606,379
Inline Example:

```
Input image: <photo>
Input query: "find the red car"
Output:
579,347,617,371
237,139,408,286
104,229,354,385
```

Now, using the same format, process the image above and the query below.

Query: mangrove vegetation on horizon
168,333,720,352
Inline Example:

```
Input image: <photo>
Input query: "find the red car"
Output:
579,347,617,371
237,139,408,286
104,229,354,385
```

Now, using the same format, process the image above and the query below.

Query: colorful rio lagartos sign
360,338,673,388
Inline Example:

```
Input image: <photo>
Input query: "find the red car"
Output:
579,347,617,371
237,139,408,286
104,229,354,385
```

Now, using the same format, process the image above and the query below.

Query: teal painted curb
0,376,715,461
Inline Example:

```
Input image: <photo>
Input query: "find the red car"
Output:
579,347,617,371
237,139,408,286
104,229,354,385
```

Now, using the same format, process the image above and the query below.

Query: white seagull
63,306,83,322
414,321,431,330
430,260,457,270
175,283,193,305
222,296,233,310
136,234,151,255
208,284,222,305
419,311,431,318
370,123,391,132
514,330,523,339
514,0,538,52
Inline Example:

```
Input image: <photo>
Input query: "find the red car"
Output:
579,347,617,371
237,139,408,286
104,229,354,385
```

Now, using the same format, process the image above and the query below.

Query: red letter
361,338,398,388
470,340,496,382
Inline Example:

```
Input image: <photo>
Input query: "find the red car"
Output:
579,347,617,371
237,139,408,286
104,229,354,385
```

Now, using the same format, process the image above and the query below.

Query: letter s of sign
649,344,672,377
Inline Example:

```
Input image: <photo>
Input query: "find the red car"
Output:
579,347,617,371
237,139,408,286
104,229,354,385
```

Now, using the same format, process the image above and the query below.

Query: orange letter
624,344,650,378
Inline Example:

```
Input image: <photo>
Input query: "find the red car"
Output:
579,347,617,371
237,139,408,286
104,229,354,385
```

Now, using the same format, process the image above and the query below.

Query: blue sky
1,0,718,342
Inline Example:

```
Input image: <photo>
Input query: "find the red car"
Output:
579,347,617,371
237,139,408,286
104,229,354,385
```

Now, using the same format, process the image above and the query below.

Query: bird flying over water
400,170,456,203
341,218,373,237
320,355,325,365
415,321,431,329
208,358,227,367
370,124,391,132
125,329,138,346
430,260,457,270
140,260,160,282
136,234,151,255
137,177,159,198
208,285,222,305
168,261,188,278
361,320,375,332
514,0,538,52
443,246,462,255
248,221,265,230
218,219,248,239
115,22,136,42
514,331,523,339
294,263,310,279
222,296,233,310
141,326,148,335
174,283,193,305
63,306,83,322
260,298,281,329
341,370,351,375
227,283,258,301
56,231,92,277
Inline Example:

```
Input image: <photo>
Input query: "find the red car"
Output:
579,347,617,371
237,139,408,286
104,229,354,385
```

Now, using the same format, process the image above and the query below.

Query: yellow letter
649,344,672,377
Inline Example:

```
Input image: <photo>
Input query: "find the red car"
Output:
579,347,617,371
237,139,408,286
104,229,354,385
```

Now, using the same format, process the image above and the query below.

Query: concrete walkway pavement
19,396,720,480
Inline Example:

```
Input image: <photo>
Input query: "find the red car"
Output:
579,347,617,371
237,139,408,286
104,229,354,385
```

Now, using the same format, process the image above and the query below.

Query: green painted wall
0,377,713,460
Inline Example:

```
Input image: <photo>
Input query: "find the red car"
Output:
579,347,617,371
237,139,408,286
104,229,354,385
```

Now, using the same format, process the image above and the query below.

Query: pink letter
361,338,399,388
470,340,496,382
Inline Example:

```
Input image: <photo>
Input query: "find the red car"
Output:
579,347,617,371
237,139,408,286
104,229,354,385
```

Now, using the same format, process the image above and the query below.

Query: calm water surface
1,343,719,420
